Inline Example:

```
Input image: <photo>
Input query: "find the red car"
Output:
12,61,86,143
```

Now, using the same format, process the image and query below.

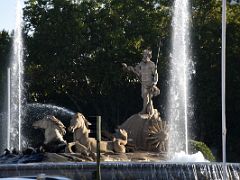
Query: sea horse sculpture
68,113,128,153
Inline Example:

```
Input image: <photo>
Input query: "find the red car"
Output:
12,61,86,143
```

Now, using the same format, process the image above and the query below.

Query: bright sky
0,0,25,32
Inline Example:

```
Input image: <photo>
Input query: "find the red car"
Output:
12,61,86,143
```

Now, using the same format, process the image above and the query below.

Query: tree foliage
0,30,11,111
191,0,240,161
0,0,239,161
23,0,171,129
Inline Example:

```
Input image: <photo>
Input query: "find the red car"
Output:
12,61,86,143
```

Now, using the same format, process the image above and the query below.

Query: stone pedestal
119,111,168,152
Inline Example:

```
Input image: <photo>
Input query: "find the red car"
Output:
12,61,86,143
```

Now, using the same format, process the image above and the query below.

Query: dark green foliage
0,0,240,161
23,0,172,130
0,31,11,151
22,0,240,161
189,140,216,162
0,30,11,111
191,0,240,162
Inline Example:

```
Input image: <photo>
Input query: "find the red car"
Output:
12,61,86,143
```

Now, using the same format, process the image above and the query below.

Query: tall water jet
167,0,193,155
7,68,11,150
9,0,24,151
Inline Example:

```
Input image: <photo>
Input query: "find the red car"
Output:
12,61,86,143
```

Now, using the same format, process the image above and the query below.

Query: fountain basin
0,162,239,179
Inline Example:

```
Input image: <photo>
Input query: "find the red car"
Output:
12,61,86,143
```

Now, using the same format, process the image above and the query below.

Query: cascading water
167,0,194,155
9,0,24,151
0,162,239,179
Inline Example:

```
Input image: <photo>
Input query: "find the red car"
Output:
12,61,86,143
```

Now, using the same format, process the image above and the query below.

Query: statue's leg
146,100,154,118
65,142,75,153
141,85,150,113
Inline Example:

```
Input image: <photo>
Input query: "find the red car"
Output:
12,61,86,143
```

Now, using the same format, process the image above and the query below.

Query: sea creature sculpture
32,115,66,145
68,113,128,153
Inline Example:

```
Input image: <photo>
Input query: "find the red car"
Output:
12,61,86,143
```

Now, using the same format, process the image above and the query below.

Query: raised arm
122,63,141,79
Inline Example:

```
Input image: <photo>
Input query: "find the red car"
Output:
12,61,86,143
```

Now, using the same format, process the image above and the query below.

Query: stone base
0,151,167,164
119,112,168,152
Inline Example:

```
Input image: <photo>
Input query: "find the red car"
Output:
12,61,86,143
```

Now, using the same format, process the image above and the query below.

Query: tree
22,0,240,161
0,30,11,111
23,0,171,129
191,0,240,161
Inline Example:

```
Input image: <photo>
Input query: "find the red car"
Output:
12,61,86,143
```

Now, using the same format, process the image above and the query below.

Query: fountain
22,103,75,147
0,0,240,179
7,0,24,152
167,0,193,155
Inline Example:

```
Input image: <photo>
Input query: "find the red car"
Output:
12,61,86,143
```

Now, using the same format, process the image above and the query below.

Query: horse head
68,113,91,134
33,115,66,135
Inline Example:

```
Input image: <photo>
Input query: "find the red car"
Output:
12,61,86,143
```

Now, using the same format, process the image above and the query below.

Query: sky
0,0,25,32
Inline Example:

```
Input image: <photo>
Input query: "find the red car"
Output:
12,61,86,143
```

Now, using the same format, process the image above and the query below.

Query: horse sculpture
68,113,128,153
32,115,67,145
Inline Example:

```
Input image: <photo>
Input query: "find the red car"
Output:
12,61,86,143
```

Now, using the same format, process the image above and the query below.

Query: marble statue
32,115,67,145
120,48,168,152
122,48,160,114
68,113,128,153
